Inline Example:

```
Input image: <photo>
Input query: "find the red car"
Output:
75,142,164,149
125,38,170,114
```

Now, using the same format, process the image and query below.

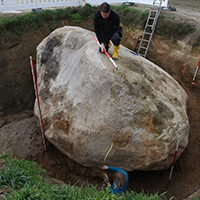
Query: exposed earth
0,0,200,199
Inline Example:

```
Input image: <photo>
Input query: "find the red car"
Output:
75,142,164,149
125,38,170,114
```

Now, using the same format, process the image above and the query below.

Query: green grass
0,5,91,35
0,152,170,199
68,12,82,23
160,14,165,19
140,11,148,20
114,4,138,15
0,3,197,39
0,4,148,36
110,4,148,26
167,16,175,19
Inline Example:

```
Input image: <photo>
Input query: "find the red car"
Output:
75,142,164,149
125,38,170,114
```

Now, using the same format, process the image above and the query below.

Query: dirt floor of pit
1,1,200,200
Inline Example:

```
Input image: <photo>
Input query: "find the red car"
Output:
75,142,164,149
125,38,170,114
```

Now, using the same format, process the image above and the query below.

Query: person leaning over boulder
94,2,122,60
103,165,129,194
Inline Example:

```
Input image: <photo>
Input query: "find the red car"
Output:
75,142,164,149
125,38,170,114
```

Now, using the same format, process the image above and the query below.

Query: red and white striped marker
92,36,119,70
30,56,47,152
189,60,200,91
167,132,181,188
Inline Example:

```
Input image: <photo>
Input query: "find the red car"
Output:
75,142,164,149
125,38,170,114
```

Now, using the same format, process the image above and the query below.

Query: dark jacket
94,10,122,45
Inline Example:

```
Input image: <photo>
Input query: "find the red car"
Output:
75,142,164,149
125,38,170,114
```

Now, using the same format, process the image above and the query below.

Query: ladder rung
149,17,155,19
144,32,152,35
140,46,147,49
147,25,153,27
142,39,150,42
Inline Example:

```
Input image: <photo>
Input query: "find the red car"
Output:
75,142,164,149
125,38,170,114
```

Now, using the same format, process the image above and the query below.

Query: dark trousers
99,32,121,52
103,32,121,46
111,32,121,46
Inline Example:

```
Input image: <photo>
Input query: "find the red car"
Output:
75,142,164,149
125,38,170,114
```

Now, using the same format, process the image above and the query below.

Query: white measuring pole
30,56,47,152
167,132,181,188
189,60,200,91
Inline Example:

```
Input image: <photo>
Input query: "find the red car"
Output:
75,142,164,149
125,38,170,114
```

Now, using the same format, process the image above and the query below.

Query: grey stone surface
35,26,189,171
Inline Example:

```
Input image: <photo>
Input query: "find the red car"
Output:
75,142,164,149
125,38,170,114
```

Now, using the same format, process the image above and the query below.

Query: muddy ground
0,0,200,199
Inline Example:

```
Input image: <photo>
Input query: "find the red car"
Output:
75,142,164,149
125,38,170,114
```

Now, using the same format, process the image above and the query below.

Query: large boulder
35,26,189,171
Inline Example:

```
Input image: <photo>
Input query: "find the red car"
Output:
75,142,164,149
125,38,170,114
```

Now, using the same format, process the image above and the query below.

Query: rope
104,72,116,184
110,70,118,113
103,141,113,184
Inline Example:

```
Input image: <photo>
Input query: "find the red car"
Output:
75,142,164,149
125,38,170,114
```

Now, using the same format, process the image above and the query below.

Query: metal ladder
137,0,162,57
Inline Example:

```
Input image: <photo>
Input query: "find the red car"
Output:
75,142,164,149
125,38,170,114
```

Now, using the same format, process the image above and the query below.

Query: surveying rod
189,59,200,91
167,132,181,188
30,56,47,152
